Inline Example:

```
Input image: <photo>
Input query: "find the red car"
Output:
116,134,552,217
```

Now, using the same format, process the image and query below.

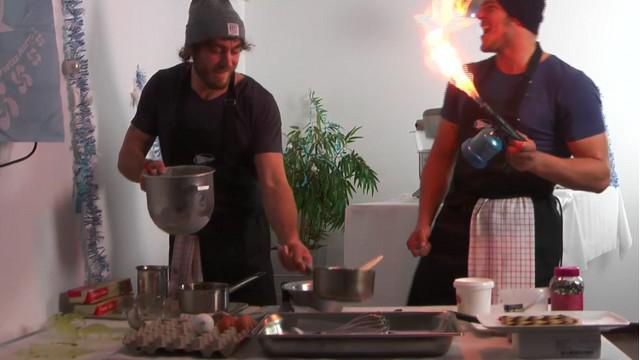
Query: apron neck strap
512,42,543,117
224,72,237,107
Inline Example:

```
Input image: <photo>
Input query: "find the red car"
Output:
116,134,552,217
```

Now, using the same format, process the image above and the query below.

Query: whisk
321,313,390,334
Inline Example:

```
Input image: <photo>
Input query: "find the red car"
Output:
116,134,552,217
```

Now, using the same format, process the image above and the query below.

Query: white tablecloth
554,187,633,269
344,187,633,306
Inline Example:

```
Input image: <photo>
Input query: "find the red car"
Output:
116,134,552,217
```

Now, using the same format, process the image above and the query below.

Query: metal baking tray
252,311,463,357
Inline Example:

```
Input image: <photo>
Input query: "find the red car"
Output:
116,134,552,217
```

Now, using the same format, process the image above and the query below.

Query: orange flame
416,0,479,100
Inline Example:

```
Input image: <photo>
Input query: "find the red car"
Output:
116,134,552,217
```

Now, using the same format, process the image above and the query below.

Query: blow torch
461,98,526,169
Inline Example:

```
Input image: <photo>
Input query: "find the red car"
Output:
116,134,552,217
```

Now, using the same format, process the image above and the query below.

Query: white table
343,195,421,306
0,306,630,359
343,188,632,306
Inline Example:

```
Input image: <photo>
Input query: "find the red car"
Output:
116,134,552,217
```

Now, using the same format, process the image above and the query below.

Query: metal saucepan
281,280,343,312
312,266,376,302
143,165,215,235
179,272,265,314
309,255,382,302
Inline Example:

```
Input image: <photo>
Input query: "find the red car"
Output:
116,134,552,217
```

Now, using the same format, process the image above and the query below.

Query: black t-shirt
132,63,283,167
132,64,281,305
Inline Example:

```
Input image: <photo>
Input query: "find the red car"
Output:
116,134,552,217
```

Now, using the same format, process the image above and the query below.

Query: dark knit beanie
497,0,545,35
185,0,245,46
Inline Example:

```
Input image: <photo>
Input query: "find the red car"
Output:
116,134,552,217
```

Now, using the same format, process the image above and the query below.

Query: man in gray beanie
185,0,246,46
118,0,313,306
407,0,609,305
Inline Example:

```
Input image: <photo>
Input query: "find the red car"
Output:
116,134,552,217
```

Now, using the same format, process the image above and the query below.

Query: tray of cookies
477,311,629,333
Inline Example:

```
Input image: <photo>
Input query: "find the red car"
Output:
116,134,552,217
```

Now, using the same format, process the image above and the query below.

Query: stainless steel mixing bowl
143,165,214,235
281,280,343,312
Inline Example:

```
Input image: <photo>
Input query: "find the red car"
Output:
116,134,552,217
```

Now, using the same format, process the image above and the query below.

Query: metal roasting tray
252,311,463,358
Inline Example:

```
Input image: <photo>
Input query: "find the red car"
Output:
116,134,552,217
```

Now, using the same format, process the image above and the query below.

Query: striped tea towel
468,197,535,303
169,234,203,297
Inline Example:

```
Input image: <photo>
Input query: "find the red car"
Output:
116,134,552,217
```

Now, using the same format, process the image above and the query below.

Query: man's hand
278,241,313,273
407,226,432,257
506,135,538,172
139,159,167,191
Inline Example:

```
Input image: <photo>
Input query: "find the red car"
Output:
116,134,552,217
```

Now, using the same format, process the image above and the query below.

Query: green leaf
283,90,379,249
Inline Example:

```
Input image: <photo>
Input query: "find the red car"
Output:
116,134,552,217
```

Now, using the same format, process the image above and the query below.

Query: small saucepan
179,272,264,314
311,255,382,302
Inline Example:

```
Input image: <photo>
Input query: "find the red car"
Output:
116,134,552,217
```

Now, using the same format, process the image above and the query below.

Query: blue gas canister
461,128,504,169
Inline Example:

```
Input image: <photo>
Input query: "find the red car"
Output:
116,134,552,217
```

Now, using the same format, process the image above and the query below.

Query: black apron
408,45,562,306
165,68,276,305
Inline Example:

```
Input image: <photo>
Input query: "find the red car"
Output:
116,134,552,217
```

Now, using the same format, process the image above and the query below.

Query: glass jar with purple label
549,266,584,311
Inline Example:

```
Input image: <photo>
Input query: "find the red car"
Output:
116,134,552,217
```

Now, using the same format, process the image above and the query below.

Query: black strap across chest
511,42,543,120
477,42,543,121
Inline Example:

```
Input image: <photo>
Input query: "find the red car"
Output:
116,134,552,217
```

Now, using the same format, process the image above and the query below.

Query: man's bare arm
117,125,156,183
507,133,610,193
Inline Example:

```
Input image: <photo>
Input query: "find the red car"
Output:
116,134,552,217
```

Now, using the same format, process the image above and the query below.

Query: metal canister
137,265,169,297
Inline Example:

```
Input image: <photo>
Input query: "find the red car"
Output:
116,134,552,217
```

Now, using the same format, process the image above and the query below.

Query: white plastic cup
453,277,494,316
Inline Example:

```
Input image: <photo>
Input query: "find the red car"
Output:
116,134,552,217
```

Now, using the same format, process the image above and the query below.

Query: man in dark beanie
118,0,312,306
496,0,545,35
407,0,609,306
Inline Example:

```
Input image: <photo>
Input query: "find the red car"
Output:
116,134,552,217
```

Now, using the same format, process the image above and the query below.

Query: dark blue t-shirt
442,55,605,157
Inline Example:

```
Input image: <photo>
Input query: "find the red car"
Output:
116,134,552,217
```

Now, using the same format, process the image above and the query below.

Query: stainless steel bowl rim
281,280,313,292
136,265,169,271
142,165,214,179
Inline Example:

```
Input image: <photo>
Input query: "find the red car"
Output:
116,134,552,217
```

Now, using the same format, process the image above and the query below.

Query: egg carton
122,315,250,357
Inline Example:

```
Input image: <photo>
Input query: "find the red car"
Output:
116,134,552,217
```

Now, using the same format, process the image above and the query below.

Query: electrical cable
0,142,38,168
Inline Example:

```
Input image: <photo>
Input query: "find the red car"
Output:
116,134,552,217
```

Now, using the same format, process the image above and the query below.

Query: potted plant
284,90,379,250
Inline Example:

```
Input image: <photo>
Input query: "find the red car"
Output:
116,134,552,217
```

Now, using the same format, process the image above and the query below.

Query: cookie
498,314,579,326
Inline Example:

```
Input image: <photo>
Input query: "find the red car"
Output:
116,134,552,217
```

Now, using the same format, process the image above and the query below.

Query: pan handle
228,271,266,293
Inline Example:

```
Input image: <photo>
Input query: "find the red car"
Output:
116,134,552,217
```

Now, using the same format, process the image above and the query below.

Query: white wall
541,0,639,323
0,0,85,343
0,0,195,343
245,0,639,321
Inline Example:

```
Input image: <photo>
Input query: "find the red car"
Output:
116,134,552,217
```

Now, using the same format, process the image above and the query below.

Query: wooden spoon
359,255,384,271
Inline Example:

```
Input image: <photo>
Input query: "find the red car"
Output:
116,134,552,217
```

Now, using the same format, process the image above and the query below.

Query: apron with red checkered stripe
468,197,535,303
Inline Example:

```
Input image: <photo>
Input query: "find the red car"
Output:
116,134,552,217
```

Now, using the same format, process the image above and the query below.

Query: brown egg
234,315,256,332
216,314,237,333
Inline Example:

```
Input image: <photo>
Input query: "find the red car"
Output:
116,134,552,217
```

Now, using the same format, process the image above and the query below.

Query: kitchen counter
0,306,630,359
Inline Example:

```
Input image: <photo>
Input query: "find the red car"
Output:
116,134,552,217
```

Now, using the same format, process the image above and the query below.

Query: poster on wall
0,0,63,142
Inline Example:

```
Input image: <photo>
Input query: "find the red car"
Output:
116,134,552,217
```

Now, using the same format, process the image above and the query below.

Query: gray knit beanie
185,0,245,46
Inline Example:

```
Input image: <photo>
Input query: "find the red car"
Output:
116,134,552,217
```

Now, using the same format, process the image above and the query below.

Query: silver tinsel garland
62,0,109,282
